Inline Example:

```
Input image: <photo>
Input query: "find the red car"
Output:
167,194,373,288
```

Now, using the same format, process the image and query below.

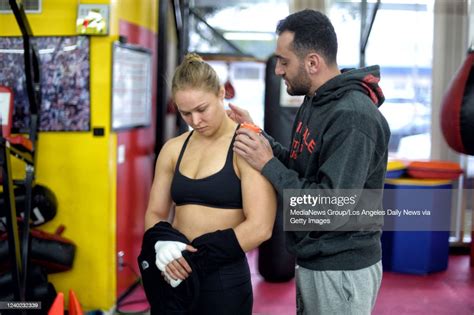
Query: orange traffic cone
48,292,64,315
69,289,83,315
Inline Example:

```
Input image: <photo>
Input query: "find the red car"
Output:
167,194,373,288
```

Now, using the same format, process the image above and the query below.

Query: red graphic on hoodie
290,121,316,160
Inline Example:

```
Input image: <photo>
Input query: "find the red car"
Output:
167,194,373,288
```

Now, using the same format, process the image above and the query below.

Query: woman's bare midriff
173,204,245,241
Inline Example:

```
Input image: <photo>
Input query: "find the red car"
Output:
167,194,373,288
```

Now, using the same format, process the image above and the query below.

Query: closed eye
276,55,288,66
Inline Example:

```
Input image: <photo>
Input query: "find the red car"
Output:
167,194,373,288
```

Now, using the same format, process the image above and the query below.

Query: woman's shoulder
160,131,192,157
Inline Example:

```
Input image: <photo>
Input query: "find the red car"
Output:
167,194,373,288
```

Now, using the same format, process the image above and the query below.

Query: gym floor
117,251,474,315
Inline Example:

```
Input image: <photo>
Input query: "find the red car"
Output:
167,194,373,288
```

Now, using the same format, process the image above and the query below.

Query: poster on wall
0,36,91,132
111,42,152,130
76,4,110,35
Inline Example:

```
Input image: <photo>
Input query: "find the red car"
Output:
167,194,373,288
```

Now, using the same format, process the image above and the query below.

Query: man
231,9,390,315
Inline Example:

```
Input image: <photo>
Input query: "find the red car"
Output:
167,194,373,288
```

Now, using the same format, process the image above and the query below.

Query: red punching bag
224,62,235,100
440,49,474,155
440,48,474,268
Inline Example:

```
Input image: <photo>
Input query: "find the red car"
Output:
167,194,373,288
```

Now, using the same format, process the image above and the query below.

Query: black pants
192,257,253,315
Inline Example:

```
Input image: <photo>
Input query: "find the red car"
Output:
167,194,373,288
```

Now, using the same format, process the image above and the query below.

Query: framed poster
111,42,152,130
76,4,110,35
0,36,91,132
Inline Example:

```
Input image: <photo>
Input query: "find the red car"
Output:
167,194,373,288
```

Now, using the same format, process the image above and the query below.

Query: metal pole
155,0,169,154
0,140,24,300
359,0,367,68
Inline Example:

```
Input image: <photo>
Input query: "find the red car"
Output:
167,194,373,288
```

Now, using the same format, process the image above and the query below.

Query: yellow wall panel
90,36,115,131
2,2,75,36
110,0,158,34
38,133,117,310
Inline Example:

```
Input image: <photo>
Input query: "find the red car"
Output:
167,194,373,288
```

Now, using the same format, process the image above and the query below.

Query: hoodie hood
312,65,385,108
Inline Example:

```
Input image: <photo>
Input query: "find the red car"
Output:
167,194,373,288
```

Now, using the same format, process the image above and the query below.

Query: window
208,60,266,128
329,0,435,160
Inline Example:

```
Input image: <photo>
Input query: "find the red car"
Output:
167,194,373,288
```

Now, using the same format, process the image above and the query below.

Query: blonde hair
171,53,221,97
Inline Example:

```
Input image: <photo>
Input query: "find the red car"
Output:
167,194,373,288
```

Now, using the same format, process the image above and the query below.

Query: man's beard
285,65,311,96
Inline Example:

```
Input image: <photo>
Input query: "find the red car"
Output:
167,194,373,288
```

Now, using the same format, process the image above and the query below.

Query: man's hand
226,103,253,124
234,127,273,171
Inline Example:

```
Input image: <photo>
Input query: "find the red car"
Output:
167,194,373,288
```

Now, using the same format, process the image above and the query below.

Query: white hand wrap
154,240,187,272
163,271,183,288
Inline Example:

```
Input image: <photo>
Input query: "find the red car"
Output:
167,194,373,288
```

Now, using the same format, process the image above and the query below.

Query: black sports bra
170,129,243,209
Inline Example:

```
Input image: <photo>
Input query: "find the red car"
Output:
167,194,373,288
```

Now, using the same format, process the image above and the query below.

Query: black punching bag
258,55,298,282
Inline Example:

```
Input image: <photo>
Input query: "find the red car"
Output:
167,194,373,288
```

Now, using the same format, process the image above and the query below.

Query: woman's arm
144,140,177,231
233,155,277,252
144,138,198,283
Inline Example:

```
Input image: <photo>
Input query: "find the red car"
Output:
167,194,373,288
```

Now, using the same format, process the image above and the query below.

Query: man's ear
306,53,321,75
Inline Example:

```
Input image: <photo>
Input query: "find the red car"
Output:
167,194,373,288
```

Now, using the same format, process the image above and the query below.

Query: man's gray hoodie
262,65,391,270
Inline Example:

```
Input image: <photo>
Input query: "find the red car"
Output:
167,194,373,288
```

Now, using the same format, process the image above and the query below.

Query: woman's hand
157,242,197,287
161,270,183,288
155,241,197,276
164,254,195,281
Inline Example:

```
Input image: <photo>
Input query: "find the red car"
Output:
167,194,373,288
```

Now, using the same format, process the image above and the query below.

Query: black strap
174,131,194,173
225,125,240,162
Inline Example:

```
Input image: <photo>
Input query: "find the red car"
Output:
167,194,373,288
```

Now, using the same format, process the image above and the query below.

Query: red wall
116,20,157,296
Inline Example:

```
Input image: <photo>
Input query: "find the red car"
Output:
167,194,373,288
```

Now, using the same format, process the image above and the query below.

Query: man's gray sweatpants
295,261,382,315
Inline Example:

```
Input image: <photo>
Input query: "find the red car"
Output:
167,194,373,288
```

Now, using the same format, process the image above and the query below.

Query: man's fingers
226,109,235,119
228,103,253,124
235,134,260,151
228,103,240,112
236,127,260,140
234,139,256,153
229,103,245,116
233,146,249,158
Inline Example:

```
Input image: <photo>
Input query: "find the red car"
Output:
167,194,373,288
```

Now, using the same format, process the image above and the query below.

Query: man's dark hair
276,9,338,65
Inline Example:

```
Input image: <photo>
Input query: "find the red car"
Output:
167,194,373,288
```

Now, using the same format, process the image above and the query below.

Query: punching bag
439,48,474,267
440,49,474,155
224,62,236,100
258,55,297,282
0,184,57,229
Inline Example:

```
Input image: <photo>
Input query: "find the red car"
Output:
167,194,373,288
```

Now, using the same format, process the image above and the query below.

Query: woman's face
174,87,225,135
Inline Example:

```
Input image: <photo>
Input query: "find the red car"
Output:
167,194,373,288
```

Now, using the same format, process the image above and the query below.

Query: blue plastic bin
381,178,452,274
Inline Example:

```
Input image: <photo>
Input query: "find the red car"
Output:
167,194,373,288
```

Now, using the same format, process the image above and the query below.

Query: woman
140,53,276,314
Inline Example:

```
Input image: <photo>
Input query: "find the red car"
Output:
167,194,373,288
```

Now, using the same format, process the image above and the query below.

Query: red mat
117,253,473,315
